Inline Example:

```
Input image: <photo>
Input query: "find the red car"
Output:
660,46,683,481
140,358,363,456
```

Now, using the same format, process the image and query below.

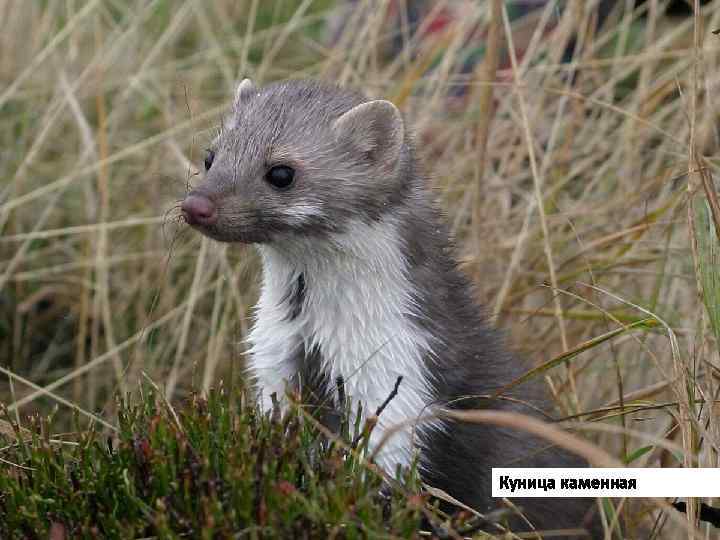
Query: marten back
182,78,601,537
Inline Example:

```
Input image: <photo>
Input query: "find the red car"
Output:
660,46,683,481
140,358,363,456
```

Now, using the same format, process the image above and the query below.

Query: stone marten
182,78,600,536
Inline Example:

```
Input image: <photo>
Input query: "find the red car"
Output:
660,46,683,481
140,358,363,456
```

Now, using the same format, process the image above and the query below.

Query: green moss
0,386,435,539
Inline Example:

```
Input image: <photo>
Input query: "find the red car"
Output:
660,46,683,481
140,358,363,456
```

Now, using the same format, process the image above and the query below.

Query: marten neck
252,204,445,471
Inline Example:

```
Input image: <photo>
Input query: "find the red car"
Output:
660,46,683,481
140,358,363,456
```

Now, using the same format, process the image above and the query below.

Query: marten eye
265,165,295,190
204,149,215,171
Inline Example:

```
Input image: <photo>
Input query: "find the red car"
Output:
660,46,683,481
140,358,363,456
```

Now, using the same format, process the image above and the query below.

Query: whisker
162,205,186,246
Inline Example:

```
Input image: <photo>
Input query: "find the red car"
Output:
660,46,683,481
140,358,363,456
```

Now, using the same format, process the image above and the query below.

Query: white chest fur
247,218,437,473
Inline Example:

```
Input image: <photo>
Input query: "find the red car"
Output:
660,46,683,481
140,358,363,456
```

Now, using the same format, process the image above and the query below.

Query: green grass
0,384,431,539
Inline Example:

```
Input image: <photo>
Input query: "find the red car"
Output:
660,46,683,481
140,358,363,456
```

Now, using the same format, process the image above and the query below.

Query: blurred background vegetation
2,0,720,537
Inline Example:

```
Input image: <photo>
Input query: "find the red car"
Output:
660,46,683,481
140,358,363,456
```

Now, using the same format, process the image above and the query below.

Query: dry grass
2,0,720,537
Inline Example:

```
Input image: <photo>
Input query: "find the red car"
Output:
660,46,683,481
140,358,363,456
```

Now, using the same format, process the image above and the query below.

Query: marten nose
182,193,217,226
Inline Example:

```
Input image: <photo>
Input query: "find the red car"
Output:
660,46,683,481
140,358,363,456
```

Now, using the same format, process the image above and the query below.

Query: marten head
181,79,409,244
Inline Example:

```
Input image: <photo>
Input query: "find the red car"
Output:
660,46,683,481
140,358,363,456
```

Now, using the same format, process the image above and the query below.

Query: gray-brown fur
186,80,408,243
182,79,601,537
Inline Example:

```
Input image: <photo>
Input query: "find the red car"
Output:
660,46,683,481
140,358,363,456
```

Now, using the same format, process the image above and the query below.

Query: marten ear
233,78,257,111
332,100,404,169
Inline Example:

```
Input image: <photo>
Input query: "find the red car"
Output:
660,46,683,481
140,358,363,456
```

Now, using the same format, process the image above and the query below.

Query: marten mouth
184,216,279,245
181,193,261,243
186,223,266,244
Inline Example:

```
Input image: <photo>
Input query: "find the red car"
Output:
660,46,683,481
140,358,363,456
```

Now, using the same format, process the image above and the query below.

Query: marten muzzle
182,193,217,227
